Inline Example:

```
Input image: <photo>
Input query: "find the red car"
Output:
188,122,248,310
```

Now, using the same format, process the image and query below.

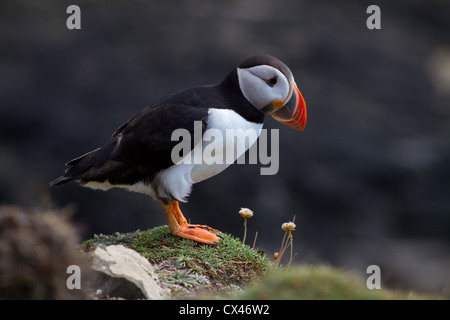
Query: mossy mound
234,265,442,300
81,226,273,298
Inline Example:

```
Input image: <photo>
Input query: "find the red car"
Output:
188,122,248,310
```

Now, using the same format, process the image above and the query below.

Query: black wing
49,101,208,187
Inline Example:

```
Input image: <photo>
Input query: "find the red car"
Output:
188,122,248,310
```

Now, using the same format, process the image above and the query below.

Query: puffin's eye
266,76,278,87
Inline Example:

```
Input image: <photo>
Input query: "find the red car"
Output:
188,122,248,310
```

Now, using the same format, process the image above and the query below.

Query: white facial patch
237,65,290,110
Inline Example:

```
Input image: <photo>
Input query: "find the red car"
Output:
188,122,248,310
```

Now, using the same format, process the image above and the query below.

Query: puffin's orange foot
174,225,221,245
162,201,222,245
188,224,222,234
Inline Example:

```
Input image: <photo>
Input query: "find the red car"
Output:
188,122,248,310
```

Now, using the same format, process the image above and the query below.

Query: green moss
81,228,442,300
81,225,273,295
234,265,442,300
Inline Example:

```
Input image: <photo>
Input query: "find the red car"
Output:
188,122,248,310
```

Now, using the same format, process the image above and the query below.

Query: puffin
49,54,307,245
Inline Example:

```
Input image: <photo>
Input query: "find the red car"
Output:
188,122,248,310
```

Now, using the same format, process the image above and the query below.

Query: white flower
239,208,254,219
281,222,296,232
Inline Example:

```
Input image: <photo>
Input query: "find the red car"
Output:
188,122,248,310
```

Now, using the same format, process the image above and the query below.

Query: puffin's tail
49,147,102,187
49,175,74,187
49,130,139,188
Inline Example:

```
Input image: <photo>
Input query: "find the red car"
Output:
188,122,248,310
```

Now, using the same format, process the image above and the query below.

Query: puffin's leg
162,201,221,245
169,201,222,233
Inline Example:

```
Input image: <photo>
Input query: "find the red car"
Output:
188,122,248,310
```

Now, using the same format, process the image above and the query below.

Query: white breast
191,108,262,182
158,108,263,202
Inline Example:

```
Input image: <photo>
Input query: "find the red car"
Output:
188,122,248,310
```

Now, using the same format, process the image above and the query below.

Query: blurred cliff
0,206,89,299
0,0,449,294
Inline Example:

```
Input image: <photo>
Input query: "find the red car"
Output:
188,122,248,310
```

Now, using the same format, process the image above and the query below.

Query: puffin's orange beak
271,82,307,131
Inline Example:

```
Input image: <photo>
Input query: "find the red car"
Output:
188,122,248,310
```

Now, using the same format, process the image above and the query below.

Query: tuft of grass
81,225,273,297
232,264,443,300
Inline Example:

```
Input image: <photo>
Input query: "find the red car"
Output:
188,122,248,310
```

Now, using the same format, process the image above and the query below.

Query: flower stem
242,218,247,244
287,231,294,269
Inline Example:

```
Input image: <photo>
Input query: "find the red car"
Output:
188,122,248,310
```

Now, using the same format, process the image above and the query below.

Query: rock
91,245,167,300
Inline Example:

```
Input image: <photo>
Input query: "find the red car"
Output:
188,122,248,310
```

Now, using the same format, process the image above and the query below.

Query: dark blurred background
1,0,449,294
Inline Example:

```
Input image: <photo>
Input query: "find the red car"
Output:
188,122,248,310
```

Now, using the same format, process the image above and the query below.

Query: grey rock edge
91,244,169,300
